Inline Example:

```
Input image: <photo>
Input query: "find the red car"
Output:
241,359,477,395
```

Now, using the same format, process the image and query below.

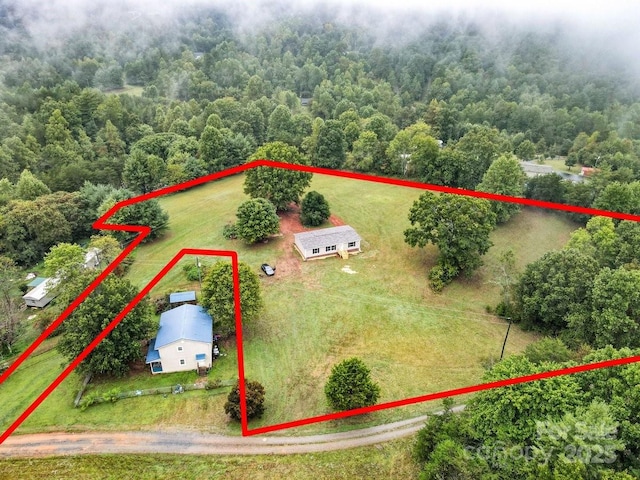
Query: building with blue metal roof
169,290,197,304
145,304,213,374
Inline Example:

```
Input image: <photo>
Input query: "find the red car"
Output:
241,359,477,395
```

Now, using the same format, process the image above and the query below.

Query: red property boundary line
1,160,640,442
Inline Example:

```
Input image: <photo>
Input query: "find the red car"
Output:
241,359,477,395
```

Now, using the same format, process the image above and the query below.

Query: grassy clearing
540,156,583,173
124,173,575,431
0,334,240,435
105,84,145,96
2,172,577,435
0,437,419,480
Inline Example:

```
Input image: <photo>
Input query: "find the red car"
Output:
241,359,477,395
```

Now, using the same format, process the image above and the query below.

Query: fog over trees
1,1,640,477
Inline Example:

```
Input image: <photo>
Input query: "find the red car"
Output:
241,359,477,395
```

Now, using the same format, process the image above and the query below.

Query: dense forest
1,1,640,478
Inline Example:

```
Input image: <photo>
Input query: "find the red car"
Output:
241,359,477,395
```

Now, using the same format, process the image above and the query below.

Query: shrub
150,294,169,314
324,357,380,411
300,191,331,227
103,387,121,403
222,223,238,239
79,391,102,411
205,379,222,390
224,379,266,421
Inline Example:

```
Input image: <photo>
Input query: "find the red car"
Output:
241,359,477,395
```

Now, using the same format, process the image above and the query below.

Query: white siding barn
22,277,59,308
145,304,213,374
294,225,362,261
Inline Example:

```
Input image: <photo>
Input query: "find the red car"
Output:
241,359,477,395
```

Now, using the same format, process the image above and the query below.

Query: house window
179,359,185,365
348,241,356,248
330,245,336,251
312,248,320,254
177,346,183,352
325,246,332,252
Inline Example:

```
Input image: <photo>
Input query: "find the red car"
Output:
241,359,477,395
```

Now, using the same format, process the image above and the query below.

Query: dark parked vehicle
261,263,275,276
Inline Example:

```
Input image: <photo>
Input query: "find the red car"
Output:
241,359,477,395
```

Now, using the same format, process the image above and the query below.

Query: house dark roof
169,291,196,303
294,225,361,251
154,304,213,349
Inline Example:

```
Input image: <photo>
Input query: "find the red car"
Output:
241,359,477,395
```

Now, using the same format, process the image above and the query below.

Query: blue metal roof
145,337,160,364
155,304,212,348
169,291,196,303
27,277,47,288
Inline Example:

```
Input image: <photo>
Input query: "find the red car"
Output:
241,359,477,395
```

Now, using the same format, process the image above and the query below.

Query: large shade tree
513,248,600,334
57,275,154,376
404,192,496,291
244,141,312,211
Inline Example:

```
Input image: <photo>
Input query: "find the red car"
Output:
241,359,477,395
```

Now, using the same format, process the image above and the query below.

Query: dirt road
0,409,463,457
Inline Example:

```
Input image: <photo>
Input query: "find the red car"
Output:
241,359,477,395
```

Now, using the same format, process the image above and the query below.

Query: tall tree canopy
244,141,312,211
201,261,262,337
404,192,496,291
476,154,527,223
57,275,154,377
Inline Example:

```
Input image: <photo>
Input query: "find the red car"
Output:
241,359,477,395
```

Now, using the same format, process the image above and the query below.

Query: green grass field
0,437,419,480
1,172,577,436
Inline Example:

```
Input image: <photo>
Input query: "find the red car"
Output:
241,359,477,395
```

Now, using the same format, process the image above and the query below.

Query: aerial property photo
1,1,640,479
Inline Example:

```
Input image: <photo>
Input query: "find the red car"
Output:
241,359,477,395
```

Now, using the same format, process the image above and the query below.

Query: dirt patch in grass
275,206,307,278
329,214,346,226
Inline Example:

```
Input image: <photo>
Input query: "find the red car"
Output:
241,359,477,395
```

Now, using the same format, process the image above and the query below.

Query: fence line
78,379,236,409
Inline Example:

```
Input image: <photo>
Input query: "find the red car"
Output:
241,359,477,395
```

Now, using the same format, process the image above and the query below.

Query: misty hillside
0,0,639,220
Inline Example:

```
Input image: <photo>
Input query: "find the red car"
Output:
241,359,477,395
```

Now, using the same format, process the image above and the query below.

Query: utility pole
196,257,202,289
500,317,512,360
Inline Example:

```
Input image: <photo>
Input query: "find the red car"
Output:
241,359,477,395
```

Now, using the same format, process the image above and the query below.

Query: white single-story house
22,277,59,308
294,225,362,261
169,290,197,305
145,304,213,374
84,248,101,269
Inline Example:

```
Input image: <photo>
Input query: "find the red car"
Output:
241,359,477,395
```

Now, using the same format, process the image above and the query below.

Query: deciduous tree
311,120,346,169
476,154,526,223
57,275,154,376
300,191,330,227
15,169,50,200
235,198,280,244
44,242,85,282
404,192,496,290
244,142,312,211
324,357,380,411
224,379,266,421
201,261,262,337
514,249,599,334
97,190,169,244
0,256,22,354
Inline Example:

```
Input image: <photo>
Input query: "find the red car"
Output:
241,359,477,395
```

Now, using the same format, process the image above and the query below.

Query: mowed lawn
124,172,576,430
1,172,577,436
